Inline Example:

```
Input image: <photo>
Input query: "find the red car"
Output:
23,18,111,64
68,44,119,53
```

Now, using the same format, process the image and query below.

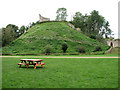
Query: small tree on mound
94,46,102,52
78,46,86,53
62,43,68,53
90,34,96,39
56,7,68,21
45,45,52,55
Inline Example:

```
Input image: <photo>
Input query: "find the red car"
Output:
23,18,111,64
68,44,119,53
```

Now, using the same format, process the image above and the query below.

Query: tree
93,46,102,52
72,12,88,33
6,24,19,38
31,22,36,27
56,8,68,21
19,25,26,36
103,21,112,38
62,43,68,53
45,45,52,55
87,10,112,39
87,10,104,36
72,12,84,28
70,10,112,41
2,26,15,46
71,12,89,34
78,46,86,53
2,24,19,46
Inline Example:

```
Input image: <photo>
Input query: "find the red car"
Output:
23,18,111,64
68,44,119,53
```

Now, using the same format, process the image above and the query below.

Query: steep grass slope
106,47,119,55
2,22,109,54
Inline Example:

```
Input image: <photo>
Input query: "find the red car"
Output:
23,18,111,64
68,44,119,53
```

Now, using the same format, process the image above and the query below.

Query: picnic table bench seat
40,63,45,65
18,63,29,67
34,63,45,69
17,63,28,65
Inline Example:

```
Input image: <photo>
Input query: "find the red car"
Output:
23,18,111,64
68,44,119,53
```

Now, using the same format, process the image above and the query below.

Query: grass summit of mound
2,22,109,55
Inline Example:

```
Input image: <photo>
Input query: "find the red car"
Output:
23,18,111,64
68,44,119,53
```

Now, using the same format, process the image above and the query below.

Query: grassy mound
2,22,109,55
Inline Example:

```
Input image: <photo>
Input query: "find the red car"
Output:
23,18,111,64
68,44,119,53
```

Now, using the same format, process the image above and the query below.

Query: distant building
39,14,50,22
106,39,120,47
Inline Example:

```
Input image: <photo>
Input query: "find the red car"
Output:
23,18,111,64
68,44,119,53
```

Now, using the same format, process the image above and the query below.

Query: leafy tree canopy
71,10,112,40
56,7,68,21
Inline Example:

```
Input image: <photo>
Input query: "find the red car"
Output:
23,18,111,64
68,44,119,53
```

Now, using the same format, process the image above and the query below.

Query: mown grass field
2,57,118,88
4,53,118,57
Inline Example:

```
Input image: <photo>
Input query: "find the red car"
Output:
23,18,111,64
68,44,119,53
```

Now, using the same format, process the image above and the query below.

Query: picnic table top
20,59,43,62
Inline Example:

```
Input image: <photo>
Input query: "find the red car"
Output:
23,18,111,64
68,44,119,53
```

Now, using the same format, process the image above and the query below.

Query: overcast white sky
0,0,119,38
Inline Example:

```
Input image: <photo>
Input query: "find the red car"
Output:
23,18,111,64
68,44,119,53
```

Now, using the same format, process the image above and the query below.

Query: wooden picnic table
18,59,45,69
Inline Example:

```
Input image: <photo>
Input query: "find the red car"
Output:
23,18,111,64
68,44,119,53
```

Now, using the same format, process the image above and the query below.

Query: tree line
55,8,113,42
0,22,37,47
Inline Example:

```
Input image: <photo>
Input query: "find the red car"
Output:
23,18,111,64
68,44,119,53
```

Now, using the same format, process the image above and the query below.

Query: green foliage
72,12,84,29
62,43,68,53
6,24,19,37
2,24,19,46
94,46,102,52
56,8,68,21
87,10,104,35
19,25,26,36
90,34,96,39
71,10,112,41
45,45,52,54
78,46,86,53
103,21,112,38
1,22,36,47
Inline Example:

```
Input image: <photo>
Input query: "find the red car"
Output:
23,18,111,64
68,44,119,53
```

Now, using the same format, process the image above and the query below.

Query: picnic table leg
34,65,36,69
34,62,38,69
19,61,24,68
19,65,21,67
27,65,29,68
41,65,43,68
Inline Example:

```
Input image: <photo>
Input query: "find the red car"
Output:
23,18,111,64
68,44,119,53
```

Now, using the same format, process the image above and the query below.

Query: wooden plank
17,63,28,65
21,59,43,61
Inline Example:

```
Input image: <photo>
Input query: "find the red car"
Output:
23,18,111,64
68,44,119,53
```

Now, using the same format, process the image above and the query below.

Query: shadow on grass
16,66,45,69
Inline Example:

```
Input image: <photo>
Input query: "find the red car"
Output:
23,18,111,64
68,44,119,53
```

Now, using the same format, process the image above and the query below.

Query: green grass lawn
2,53,119,57
2,57,118,88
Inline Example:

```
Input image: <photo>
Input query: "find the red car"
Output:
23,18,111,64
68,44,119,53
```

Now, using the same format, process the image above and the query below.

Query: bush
45,45,52,55
62,43,68,53
90,34,96,39
94,46,102,52
78,46,86,53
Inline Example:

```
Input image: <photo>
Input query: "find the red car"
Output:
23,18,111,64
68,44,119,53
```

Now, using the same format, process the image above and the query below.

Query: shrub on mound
93,46,102,52
62,43,68,53
78,46,86,53
45,45,52,55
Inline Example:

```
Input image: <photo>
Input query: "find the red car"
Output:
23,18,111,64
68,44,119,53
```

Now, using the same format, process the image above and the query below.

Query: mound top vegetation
2,22,109,55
